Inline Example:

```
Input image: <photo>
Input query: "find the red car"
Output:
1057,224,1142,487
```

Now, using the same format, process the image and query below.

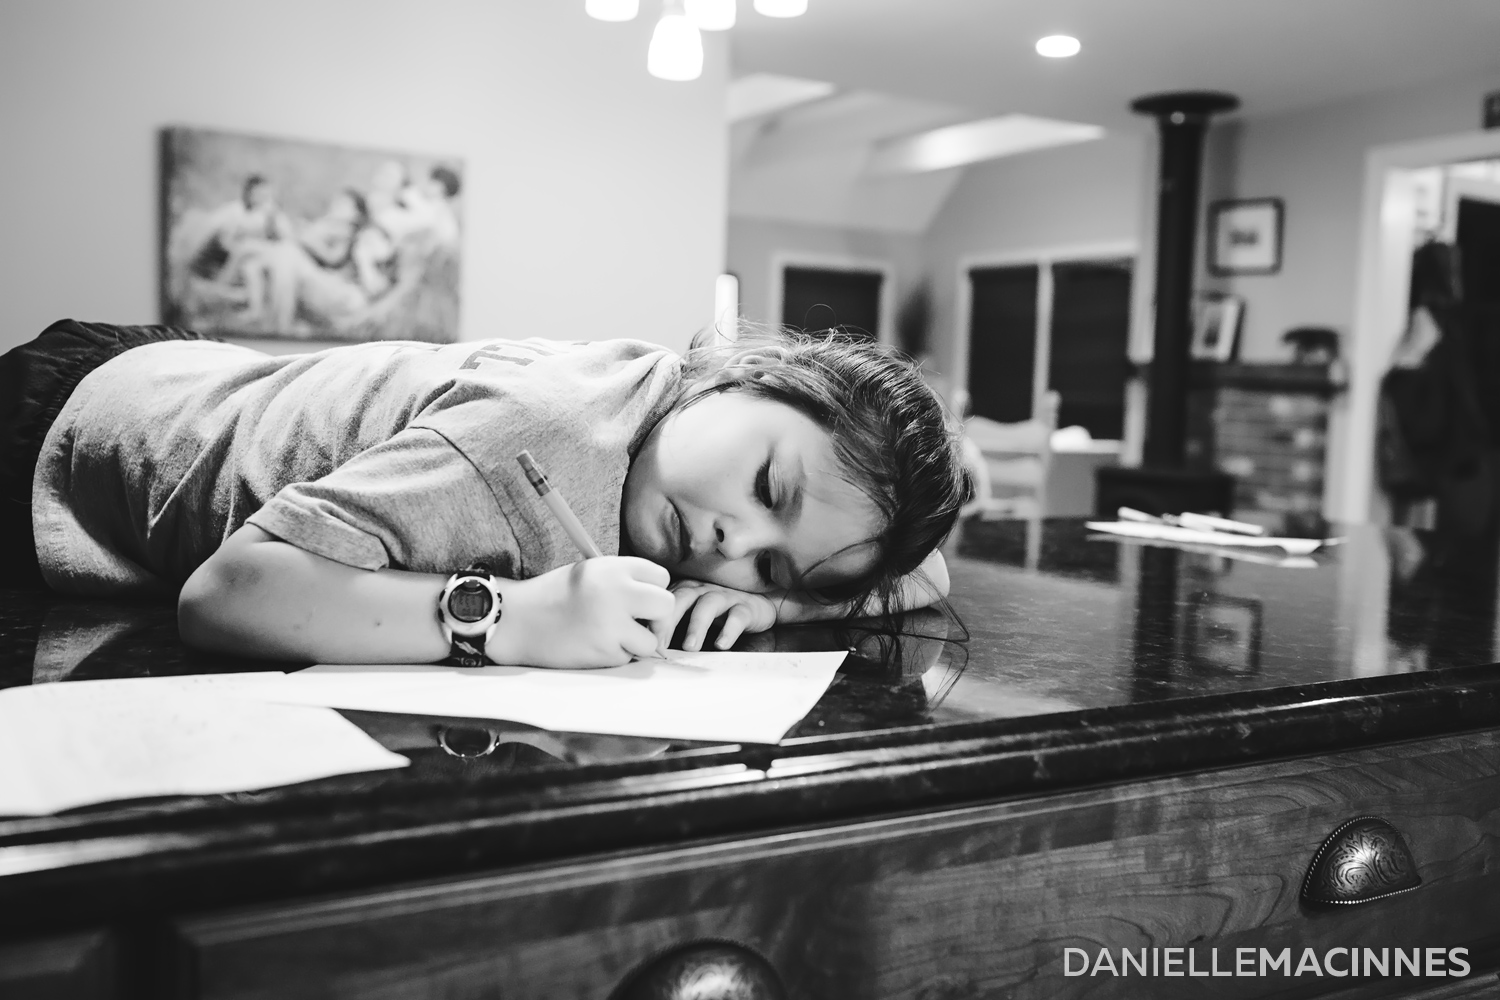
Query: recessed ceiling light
1036,35,1081,58
754,0,808,18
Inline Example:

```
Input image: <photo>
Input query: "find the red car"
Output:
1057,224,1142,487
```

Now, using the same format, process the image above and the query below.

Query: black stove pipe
1132,91,1239,467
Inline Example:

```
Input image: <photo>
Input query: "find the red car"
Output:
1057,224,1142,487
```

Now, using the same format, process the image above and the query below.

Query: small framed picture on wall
1208,198,1283,276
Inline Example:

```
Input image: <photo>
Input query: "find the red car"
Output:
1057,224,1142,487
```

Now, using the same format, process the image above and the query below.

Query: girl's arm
659,550,951,652
179,524,673,667
790,549,948,622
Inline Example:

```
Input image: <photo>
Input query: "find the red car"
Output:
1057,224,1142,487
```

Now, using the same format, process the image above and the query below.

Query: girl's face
622,390,882,594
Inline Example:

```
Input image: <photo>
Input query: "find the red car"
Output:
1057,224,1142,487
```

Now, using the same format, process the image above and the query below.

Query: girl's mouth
663,501,687,564
673,502,691,564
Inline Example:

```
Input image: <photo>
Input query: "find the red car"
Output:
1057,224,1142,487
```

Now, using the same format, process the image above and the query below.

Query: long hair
674,324,972,614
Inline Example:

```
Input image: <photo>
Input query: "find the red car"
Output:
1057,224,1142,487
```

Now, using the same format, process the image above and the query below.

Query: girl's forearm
774,549,950,624
178,525,452,663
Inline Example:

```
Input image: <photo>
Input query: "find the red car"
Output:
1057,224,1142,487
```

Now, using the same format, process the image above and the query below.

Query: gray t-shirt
33,337,682,595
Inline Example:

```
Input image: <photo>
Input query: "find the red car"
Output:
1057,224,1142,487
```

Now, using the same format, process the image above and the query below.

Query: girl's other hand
493,556,674,668
659,580,777,652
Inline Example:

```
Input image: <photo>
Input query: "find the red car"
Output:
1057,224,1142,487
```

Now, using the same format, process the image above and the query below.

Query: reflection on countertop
2,518,1495,766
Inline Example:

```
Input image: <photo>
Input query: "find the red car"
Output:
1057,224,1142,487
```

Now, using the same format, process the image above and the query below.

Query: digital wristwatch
437,563,503,667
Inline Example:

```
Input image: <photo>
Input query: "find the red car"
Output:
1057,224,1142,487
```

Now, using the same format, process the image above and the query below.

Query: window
966,256,1132,438
780,265,884,340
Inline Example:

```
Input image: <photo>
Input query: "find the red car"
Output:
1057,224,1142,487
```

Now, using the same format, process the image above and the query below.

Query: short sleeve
246,427,519,574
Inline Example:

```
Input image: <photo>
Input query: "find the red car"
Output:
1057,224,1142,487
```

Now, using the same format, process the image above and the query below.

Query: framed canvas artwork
161,126,464,342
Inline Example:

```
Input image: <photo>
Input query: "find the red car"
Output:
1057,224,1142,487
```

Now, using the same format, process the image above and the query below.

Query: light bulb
753,0,807,17
648,13,703,81
585,0,639,20
686,0,735,30
1035,35,1081,58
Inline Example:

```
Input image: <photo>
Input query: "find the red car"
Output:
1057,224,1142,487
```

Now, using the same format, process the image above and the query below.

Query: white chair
960,390,1060,522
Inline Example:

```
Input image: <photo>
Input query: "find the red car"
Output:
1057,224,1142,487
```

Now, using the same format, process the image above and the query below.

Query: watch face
448,580,493,623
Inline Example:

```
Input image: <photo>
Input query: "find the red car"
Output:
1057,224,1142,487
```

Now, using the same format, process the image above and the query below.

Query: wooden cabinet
0,930,116,1000
174,730,1500,999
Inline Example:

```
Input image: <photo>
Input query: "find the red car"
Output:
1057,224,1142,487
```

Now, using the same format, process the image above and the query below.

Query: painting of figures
161,127,463,342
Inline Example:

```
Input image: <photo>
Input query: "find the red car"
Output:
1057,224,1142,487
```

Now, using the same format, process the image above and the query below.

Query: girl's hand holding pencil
510,451,674,665
489,557,674,668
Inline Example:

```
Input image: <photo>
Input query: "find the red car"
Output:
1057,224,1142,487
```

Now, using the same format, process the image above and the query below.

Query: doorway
1343,131,1500,527
1350,131,1500,667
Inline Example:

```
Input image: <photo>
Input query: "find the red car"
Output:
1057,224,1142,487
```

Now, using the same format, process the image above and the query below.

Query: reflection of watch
437,563,502,667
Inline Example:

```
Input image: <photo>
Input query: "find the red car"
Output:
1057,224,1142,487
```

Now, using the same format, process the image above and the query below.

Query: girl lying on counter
0,320,968,668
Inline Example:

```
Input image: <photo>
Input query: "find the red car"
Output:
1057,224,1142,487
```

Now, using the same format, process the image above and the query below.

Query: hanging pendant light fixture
648,2,703,81
753,0,807,17
685,0,736,31
585,0,639,21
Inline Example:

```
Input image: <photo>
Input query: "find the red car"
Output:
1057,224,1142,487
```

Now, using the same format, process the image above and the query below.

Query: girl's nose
714,514,774,561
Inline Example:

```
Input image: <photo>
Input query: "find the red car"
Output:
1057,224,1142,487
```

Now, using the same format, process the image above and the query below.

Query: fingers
619,618,664,661
619,557,671,587
682,589,734,652
628,579,676,622
654,583,705,649
715,604,757,650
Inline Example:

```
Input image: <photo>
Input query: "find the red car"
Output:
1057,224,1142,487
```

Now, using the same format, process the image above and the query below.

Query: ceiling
730,0,1500,133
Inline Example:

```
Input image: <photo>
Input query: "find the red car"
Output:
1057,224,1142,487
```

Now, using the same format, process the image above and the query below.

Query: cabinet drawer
175,730,1500,999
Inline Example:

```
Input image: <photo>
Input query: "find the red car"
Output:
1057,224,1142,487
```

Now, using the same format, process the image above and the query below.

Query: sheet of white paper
1085,520,1329,555
0,679,409,817
185,650,848,745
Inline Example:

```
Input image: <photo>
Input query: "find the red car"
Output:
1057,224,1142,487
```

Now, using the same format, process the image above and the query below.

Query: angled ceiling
729,87,974,232
730,0,1500,134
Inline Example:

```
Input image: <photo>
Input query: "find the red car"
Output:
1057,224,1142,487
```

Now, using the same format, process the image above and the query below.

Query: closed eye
755,459,775,508
755,552,777,588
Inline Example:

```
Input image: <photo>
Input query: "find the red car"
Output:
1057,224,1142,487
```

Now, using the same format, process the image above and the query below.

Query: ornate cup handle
436,726,501,759
1301,816,1421,906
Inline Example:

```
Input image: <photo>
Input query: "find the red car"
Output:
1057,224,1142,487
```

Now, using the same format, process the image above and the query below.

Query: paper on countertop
161,650,849,745
0,678,409,817
1085,519,1331,556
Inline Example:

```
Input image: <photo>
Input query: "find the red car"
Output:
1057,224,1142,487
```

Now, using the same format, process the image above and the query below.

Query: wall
920,133,1150,392
1207,67,1500,361
726,216,927,342
0,0,728,356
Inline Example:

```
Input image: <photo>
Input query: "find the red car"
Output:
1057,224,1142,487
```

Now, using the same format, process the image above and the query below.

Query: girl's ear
723,345,789,371
711,346,788,385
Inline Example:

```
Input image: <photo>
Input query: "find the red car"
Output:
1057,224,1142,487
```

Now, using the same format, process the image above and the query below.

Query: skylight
866,114,1104,174
727,73,836,123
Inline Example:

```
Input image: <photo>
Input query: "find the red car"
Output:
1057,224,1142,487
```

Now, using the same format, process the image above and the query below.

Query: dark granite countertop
2,517,1498,934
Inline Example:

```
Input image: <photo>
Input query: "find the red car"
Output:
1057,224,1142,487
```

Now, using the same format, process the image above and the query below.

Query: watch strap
447,633,490,669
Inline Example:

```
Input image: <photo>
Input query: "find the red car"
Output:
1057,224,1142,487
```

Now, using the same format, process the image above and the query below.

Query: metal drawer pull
1301,816,1421,905
615,942,786,1000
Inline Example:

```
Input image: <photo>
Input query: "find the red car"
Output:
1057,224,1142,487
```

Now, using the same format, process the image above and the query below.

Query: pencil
516,450,671,658
516,450,604,559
